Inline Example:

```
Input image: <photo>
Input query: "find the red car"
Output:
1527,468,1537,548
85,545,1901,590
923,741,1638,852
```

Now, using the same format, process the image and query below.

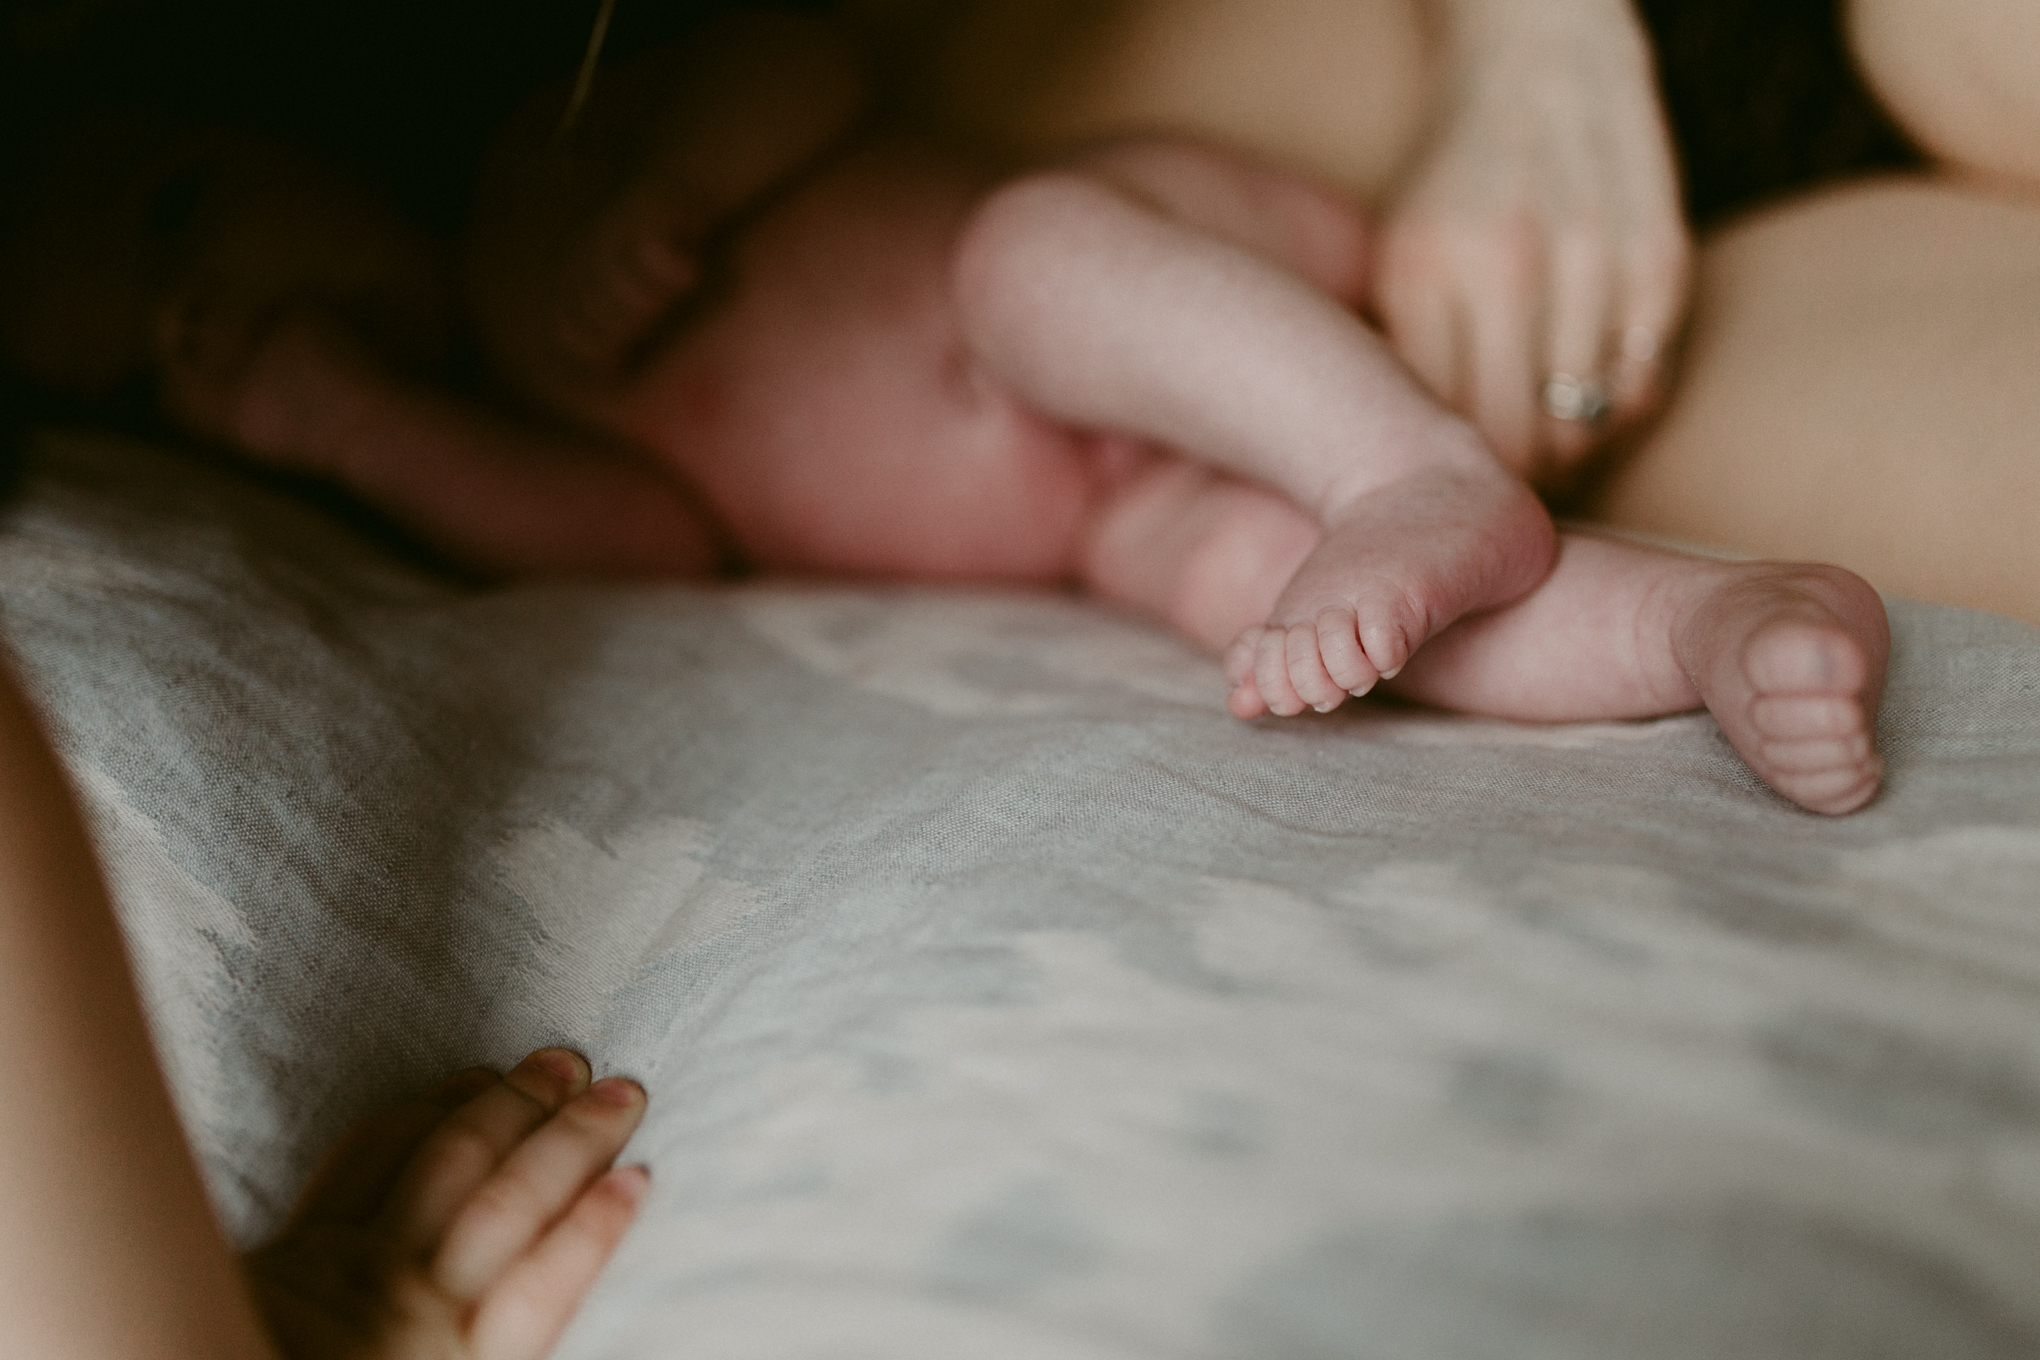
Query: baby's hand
243,1049,648,1360
1372,0,1690,485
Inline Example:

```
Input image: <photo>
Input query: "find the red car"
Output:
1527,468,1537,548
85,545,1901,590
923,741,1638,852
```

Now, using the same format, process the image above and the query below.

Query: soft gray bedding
5,428,2040,1358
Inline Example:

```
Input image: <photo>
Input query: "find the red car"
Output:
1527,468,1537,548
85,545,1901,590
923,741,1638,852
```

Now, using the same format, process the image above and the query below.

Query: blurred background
0,0,1921,485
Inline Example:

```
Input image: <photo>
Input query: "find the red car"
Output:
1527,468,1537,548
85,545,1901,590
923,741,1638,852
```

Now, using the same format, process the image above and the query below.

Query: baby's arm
2,117,726,580
192,308,731,579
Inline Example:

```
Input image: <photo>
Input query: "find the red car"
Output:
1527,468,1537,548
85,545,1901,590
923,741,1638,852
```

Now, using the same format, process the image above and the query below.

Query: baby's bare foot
245,1048,649,1360
1226,464,1554,717
1674,563,1890,815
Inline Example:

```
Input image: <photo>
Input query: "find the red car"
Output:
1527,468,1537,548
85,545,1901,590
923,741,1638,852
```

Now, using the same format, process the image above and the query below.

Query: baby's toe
1225,629,1270,719
1358,610,1416,682
1255,626,1308,717
1760,733,1875,776
1771,758,1883,817
1751,693,1864,743
1285,624,1346,713
1743,623,1868,695
1224,629,1264,688
1228,683,1271,719
1315,610,1380,696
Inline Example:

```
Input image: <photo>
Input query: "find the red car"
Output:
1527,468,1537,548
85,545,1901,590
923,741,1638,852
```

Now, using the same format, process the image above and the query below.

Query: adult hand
244,1049,648,1360
1373,0,1690,485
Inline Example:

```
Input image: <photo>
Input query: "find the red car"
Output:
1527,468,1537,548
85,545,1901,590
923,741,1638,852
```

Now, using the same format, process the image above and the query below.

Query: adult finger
385,1048,591,1256
467,1166,652,1360
1538,225,1615,473
432,1077,648,1302
1374,226,1463,410
1460,225,1543,475
1609,221,1691,421
288,1067,498,1228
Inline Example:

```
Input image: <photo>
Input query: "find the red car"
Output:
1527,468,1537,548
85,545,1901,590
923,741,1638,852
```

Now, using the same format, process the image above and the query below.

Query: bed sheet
5,429,2039,1358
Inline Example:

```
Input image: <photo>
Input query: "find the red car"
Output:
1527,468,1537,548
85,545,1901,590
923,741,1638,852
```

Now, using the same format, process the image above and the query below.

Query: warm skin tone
1845,0,2040,188
0,666,275,1360
7,3,1985,1355
102,11,1878,814
937,0,2040,626
871,0,1691,485
1590,0,2040,624
1589,180,2040,626
0,663,652,1360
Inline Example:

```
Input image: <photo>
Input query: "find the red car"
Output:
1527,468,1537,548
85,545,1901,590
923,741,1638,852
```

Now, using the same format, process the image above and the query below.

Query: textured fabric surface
5,429,2039,1358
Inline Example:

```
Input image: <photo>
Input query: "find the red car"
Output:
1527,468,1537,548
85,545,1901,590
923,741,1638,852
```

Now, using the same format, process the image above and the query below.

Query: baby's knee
948,169,1128,331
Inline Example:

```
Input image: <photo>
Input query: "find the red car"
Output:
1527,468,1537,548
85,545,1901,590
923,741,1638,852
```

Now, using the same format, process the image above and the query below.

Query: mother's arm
0,659,648,1359
0,665,278,1360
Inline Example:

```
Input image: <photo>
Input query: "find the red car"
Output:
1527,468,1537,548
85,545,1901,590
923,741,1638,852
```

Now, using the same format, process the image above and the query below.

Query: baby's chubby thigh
607,140,1113,581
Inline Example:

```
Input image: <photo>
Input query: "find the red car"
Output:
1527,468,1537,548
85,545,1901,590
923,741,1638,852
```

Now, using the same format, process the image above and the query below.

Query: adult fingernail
612,1164,652,1200
532,1049,588,1083
590,1076,645,1108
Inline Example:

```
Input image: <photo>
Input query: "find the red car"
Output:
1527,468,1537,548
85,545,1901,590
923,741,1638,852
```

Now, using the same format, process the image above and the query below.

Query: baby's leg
1087,475,1886,814
1378,532,1888,814
1310,531,1884,815
1081,453,1318,661
950,139,1554,708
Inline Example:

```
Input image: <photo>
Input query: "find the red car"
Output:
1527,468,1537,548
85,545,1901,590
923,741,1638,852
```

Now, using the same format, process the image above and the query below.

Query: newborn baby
167,14,1889,815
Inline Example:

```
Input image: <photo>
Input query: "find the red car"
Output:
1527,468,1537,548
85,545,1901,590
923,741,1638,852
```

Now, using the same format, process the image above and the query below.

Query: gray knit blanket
6,429,2038,1358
